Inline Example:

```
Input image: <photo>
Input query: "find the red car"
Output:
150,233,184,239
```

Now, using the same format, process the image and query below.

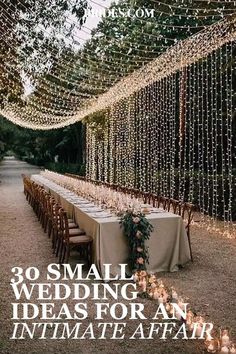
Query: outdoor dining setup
1,0,236,351
22,170,196,277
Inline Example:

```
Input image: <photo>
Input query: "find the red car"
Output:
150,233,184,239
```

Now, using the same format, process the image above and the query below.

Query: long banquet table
31,174,191,277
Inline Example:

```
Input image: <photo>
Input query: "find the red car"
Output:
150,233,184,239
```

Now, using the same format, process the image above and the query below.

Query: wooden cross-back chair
58,208,93,265
53,205,85,257
21,174,34,204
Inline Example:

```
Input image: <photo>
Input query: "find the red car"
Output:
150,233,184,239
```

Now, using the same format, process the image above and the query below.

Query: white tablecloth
31,174,191,276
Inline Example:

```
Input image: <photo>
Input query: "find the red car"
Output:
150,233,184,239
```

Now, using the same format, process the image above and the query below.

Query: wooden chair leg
65,246,70,263
56,236,62,257
44,215,48,233
90,242,93,266
48,221,52,238
86,244,89,259
187,228,193,262
54,230,61,255
60,243,67,264
52,229,56,250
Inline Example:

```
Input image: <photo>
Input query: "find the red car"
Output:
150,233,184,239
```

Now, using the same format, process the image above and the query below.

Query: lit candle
140,270,147,277
221,334,230,347
198,316,204,324
165,303,171,312
141,279,147,292
195,323,203,337
187,319,193,331
159,280,164,288
230,344,236,353
148,291,153,299
149,275,156,285
169,305,174,316
153,290,160,300
189,322,194,331
133,272,139,283
207,341,217,353
186,310,194,325
207,344,214,352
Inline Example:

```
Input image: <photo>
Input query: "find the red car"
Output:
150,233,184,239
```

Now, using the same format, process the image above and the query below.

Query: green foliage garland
83,111,107,141
120,211,154,272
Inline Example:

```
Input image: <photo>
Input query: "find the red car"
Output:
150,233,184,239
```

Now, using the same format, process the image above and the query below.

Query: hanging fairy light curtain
86,40,235,235
1,0,236,129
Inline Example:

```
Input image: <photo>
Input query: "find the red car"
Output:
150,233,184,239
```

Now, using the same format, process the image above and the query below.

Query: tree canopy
0,0,88,108
1,0,233,122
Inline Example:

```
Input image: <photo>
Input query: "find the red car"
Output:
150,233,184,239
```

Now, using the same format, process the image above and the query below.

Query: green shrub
44,162,86,176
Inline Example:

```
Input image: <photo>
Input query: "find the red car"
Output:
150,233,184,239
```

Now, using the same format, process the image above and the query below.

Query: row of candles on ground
133,270,235,353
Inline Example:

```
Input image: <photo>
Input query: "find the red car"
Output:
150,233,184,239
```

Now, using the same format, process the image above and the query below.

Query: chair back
58,208,70,243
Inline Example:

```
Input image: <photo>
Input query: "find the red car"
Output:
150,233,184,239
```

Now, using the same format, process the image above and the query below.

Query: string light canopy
0,0,236,129
1,1,235,234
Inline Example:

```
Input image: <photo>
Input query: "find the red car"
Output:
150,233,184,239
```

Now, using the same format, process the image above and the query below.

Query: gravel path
0,157,235,354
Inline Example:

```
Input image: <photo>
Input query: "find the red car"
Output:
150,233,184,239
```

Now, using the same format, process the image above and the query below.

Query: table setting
31,171,191,277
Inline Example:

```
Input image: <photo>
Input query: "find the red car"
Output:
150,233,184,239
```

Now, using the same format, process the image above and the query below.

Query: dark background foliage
0,116,85,174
